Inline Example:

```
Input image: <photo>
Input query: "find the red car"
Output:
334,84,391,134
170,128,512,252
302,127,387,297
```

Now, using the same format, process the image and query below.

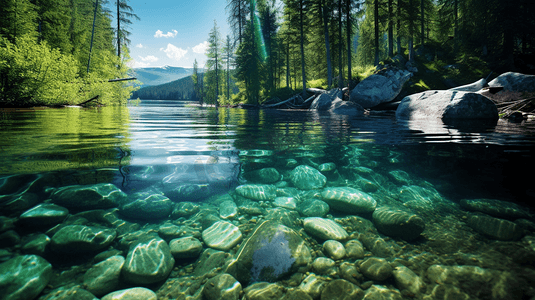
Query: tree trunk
388,0,394,57
321,0,333,88
420,0,424,49
397,0,402,55
374,0,380,65
117,0,120,57
346,0,352,83
299,0,306,95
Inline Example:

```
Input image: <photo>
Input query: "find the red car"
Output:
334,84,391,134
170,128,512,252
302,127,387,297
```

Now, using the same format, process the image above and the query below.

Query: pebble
202,273,242,300
372,207,425,241
273,197,298,210
303,217,349,241
358,257,393,281
344,240,365,259
50,183,127,209
321,187,377,214
235,184,277,201
322,240,346,260
220,199,238,219
122,238,175,284
101,287,157,300
50,225,116,253
202,221,242,251
18,203,69,227
468,214,525,241
0,255,52,300
289,165,327,190
83,255,125,296
321,279,364,300
169,236,203,258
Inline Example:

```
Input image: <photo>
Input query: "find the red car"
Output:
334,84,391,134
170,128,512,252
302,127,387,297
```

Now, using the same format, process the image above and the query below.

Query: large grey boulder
232,220,311,285
488,72,535,93
0,255,52,300
449,78,487,92
329,99,365,116
396,90,499,120
350,70,412,108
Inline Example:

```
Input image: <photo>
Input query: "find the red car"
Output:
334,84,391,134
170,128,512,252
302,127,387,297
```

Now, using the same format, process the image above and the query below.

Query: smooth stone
43,286,98,300
349,71,411,108
488,72,535,93
21,233,50,256
299,273,326,299
233,220,311,285
169,236,203,258
358,233,395,258
363,285,403,300
339,262,361,285
0,255,52,300
323,240,346,260
388,170,412,185
392,265,425,295
312,257,337,276
101,287,157,300
51,225,116,253
459,198,531,220
220,200,238,219
171,201,200,218
242,282,283,299
297,199,330,218
344,240,365,259
0,216,15,232
318,162,336,172
235,184,277,201
119,192,173,220
243,168,281,184
50,183,127,210
202,273,242,300
264,208,302,228
372,208,425,241
320,279,364,300
467,214,524,241
18,203,69,226
281,289,313,300
449,78,487,92
0,230,20,247
164,183,211,202
83,255,125,297
289,165,327,190
303,217,349,241
273,197,297,210
202,221,242,251
122,238,175,284
358,257,393,281
321,187,376,214
194,248,228,277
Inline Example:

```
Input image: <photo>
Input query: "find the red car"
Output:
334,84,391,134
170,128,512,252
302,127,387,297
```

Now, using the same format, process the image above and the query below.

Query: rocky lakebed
1,145,535,300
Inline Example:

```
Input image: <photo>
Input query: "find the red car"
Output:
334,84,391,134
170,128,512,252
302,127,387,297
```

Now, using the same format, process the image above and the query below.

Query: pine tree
205,20,223,106
115,0,139,58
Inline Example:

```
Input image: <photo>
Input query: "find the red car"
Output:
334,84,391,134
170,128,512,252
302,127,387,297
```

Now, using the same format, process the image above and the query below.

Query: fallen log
76,95,100,106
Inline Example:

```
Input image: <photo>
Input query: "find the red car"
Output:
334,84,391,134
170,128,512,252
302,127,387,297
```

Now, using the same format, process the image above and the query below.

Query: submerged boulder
50,183,127,210
232,220,311,286
396,90,499,120
0,255,52,300
372,207,425,241
349,69,412,108
289,165,326,190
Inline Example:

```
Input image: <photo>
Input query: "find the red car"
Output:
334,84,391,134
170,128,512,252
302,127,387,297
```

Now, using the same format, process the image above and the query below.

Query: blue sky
125,0,231,69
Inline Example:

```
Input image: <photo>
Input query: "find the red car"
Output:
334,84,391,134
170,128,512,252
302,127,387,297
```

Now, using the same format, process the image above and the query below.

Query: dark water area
1,100,535,299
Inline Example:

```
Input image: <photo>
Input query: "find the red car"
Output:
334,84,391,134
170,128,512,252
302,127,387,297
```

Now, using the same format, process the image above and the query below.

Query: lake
1,99,535,299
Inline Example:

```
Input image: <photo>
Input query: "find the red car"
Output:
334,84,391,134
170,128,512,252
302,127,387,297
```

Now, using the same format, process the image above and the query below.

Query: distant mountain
131,74,199,100
130,66,201,87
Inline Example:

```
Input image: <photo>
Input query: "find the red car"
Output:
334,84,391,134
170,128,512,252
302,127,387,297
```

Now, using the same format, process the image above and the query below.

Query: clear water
1,100,535,298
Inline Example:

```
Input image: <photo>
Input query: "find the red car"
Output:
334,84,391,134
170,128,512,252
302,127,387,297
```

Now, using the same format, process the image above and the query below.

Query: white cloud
139,55,159,62
160,44,188,60
135,43,143,48
154,29,178,38
193,41,209,54
133,60,151,68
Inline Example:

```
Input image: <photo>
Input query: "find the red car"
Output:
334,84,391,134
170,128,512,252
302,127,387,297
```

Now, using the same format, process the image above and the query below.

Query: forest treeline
0,0,137,107
196,0,535,106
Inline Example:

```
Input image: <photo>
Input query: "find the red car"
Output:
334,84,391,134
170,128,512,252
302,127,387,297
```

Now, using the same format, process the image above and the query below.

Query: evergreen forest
0,0,138,107
194,0,535,106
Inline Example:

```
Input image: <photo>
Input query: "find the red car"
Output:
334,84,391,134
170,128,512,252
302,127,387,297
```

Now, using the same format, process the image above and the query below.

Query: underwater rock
459,198,531,220
330,98,365,116
235,184,277,201
242,282,284,300
83,255,125,297
392,265,425,296
44,286,98,300
339,262,361,285
299,273,326,299
358,257,393,281
119,192,174,220
194,248,228,277
273,197,298,210
50,225,116,253
220,200,238,219
233,220,311,286
243,167,281,184
372,207,425,241
467,214,525,241
18,203,69,227
318,162,336,172
303,217,349,241
21,233,50,256
122,238,175,284
281,289,313,300
344,239,365,259
164,183,211,202
0,255,52,300
321,279,364,300
359,233,395,258
388,170,412,185
169,236,203,258
158,223,200,240
203,273,242,300
289,165,327,190
50,183,127,210
101,287,157,300
202,221,242,251
297,199,330,218
264,208,302,228
0,230,20,248
321,187,377,214
171,201,200,218
363,285,403,300
323,240,346,260
311,257,337,276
